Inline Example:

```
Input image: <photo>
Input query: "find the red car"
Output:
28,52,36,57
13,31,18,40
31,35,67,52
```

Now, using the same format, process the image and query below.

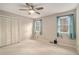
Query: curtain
40,19,42,35
57,16,60,37
32,20,35,38
69,14,76,39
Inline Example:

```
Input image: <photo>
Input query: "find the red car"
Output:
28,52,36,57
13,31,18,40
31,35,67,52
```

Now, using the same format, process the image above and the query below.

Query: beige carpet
0,39,77,55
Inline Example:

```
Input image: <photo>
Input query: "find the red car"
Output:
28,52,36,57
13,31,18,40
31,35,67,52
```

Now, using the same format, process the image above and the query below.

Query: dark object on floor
54,39,57,44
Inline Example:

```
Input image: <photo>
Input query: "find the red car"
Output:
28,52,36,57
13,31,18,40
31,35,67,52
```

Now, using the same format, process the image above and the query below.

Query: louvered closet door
11,19,19,43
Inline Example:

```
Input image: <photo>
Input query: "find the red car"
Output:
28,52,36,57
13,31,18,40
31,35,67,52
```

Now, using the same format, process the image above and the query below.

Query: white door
11,18,19,43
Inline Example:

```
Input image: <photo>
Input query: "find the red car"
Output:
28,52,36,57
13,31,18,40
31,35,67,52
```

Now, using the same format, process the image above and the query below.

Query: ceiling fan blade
26,3,30,6
35,12,40,14
25,3,33,7
19,9,28,11
35,7,44,10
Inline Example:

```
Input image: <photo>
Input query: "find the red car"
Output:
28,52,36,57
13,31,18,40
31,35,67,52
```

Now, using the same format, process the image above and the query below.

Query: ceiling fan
19,3,44,15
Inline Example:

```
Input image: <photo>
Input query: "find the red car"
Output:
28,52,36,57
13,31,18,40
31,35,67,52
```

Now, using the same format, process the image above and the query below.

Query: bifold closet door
19,20,26,41
5,17,11,45
18,20,22,41
21,21,26,40
1,17,11,46
1,17,7,46
11,19,19,43
0,16,20,47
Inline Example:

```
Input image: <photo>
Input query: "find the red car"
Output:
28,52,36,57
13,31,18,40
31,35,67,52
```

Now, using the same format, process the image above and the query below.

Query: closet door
5,17,11,45
1,17,7,46
11,19,19,43
18,19,22,41
19,20,24,41
21,21,26,40
0,16,11,46
15,19,19,42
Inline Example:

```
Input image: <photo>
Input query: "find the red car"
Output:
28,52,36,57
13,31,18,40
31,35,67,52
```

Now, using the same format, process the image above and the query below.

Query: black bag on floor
54,39,57,44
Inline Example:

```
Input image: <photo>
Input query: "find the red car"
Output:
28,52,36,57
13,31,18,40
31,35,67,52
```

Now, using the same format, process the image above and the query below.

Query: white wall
36,10,76,48
0,10,33,47
0,9,76,49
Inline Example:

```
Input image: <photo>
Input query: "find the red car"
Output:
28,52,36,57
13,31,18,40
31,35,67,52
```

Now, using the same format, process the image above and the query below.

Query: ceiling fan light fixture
29,10,35,13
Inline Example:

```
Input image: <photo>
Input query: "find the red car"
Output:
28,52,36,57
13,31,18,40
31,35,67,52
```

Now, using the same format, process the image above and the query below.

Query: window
35,20,41,32
57,14,76,39
57,16,70,34
33,19,42,34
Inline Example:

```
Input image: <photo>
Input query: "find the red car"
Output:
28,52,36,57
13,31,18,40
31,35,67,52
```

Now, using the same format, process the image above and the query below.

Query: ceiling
0,3,78,18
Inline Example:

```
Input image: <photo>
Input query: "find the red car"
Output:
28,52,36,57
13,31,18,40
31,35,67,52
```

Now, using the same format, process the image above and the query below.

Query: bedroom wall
0,10,33,47
0,9,76,48
76,4,79,53
36,9,76,48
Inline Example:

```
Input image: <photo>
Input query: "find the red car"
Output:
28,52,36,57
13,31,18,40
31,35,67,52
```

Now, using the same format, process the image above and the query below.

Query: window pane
35,20,41,32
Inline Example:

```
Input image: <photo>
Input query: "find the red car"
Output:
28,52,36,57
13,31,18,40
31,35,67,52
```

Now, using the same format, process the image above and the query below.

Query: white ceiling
0,3,78,18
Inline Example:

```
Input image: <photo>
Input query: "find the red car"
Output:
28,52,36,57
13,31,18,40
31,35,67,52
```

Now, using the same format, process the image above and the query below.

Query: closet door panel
1,18,7,46
5,17,11,45
19,20,24,41
15,19,19,42
22,21,27,40
11,19,19,43
11,19,16,43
